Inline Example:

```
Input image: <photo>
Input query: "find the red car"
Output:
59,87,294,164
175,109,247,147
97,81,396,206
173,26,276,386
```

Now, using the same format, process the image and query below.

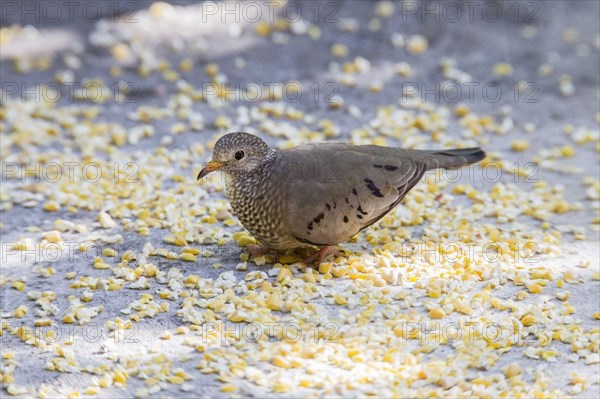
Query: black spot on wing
343,215,349,223
385,165,398,171
356,161,429,233
364,178,379,191
313,213,325,223
364,178,384,198
325,203,331,210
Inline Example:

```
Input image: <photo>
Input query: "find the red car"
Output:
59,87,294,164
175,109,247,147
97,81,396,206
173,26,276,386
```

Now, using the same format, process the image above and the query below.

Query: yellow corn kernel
43,201,60,212
14,305,28,318
98,375,112,388
98,212,116,229
81,291,93,302
179,58,193,72
318,262,333,274
563,271,576,283
277,267,292,282
221,384,238,393
560,145,575,157
233,233,257,247
164,235,187,246
144,264,158,277
166,375,183,384
93,262,110,270
429,307,446,319
521,314,536,326
12,281,25,291
528,284,543,294
180,253,197,262
505,363,522,378
266,295,284,311
84,387,100,395
331,43,349,57
272,356,290,368
182,247,200,255
44,230,62,243
185,275,199,285
334,295,347,305
472,377,493,387
511,140,529,152
113,370,127,384
556,291,570,301
332,267,349,278
102,248,117,257
122,251,136,262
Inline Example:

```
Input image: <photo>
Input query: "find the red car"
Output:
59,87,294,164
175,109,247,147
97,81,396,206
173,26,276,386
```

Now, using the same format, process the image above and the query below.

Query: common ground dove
198,132,486,263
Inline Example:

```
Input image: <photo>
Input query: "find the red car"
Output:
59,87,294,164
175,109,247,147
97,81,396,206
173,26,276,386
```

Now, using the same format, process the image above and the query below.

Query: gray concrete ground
1,1,599,398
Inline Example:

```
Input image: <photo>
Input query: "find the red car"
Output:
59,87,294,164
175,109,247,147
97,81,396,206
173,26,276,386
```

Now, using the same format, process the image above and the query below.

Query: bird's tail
421,148,486,170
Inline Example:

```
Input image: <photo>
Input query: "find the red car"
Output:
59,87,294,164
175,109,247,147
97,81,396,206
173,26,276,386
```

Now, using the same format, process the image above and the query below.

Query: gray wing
275,143,429,246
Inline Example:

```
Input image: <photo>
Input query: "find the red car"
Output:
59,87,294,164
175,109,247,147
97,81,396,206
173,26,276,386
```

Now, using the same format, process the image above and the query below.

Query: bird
198,132,486,264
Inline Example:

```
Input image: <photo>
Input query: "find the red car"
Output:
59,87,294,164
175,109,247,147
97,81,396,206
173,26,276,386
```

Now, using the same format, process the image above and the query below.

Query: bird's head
197,132,275,180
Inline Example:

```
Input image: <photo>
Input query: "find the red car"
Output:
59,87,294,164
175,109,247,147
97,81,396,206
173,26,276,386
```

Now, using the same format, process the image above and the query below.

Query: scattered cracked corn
98,211,116,229
428,307,446,319
180,253,197,262
493,62,514,77
505,363,522,378
331,43,349,57
221,384,237,393
511,139,530,152
527,284,543,294
521,314,537,326
232,232,257,247
12,281,25,291
406,34,428,54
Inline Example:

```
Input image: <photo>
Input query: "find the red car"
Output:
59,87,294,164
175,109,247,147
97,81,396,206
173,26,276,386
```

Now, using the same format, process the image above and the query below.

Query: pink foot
245,245,279,262
301,245,339,267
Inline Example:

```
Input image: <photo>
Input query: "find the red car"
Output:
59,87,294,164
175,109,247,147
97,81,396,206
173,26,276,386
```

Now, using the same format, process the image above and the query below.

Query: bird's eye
234,150,245,160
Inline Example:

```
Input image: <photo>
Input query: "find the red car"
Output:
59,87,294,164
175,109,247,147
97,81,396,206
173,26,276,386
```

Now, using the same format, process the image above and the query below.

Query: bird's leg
245,245,279,262
301,245,338,266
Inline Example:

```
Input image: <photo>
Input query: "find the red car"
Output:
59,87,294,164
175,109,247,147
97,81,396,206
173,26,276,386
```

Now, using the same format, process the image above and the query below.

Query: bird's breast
226,173,299,250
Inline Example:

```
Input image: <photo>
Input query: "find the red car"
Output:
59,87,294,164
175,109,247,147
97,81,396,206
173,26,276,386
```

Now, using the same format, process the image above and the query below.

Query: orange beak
197,161,224,180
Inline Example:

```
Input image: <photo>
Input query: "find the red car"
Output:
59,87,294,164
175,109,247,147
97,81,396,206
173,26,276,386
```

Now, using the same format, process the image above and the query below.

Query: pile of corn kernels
1,1,599,398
